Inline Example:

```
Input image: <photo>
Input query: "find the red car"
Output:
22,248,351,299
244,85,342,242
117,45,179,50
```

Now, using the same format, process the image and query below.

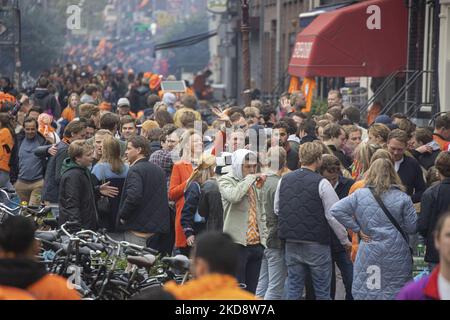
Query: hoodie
231,149,255,180
163,92,177,114
34,88,61,118
218,149,267,247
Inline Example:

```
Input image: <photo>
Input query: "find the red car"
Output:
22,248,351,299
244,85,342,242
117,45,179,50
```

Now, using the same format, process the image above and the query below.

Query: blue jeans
256,248,287,300
331,250,353,300
285,242,332,300
0,171,11,188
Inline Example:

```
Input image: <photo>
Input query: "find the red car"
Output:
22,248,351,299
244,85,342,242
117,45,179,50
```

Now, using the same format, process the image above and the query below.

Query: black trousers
236,244,264,294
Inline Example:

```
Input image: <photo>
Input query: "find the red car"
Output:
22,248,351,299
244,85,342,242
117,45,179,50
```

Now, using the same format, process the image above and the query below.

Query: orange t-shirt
0,128,14,173
27,274,80,300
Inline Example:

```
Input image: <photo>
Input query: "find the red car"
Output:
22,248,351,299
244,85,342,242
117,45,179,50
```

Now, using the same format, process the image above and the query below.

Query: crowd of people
1,66,450,300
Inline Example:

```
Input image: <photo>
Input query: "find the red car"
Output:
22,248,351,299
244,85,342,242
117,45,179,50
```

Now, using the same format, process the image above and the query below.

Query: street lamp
13,0,21,89
240,0,251,107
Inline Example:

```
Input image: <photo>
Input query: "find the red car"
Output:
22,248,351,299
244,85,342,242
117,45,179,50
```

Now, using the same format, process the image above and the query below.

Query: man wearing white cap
117,98,135,118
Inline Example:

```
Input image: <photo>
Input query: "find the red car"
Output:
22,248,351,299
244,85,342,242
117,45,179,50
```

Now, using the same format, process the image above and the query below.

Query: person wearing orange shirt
61,93,79,123
0,114,15,188
164,232,257,300
0,216,80,300
433,114,450,151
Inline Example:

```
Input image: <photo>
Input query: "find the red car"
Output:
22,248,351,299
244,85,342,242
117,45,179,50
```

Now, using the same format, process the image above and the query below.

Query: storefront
288,0,444,121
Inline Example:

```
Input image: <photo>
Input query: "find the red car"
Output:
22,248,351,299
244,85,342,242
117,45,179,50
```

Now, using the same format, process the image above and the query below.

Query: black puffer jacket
118,159,170,234
198,179,224,232
41,141,69,203
418,178,450,263
58,159,100,231
33,88,61,118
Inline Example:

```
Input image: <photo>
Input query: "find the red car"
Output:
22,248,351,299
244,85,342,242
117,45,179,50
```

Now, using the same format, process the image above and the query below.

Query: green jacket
217,172,267,247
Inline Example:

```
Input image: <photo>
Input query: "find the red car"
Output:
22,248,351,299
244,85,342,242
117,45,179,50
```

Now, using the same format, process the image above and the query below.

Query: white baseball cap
117,97,130,108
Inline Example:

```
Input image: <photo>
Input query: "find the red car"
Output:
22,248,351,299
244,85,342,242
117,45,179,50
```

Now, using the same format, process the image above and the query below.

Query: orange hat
149,74,162,91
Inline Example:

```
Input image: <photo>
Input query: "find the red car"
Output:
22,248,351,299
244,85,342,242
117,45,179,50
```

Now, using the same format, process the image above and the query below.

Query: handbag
97,166,111,215
369,188,414,258
193,182,206,224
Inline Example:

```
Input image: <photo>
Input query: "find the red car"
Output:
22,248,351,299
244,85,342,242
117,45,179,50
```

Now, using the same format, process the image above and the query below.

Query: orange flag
288,76,301,93
300,77,316,113
139,0,150,9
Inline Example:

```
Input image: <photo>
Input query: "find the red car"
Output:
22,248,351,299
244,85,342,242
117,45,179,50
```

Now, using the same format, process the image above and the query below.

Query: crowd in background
1,64,450,300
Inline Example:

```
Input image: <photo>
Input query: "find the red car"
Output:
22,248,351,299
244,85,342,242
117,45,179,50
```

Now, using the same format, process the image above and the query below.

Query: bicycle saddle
161,255,190,271
35,230,59,242
127,254,156,269
42,218,58,229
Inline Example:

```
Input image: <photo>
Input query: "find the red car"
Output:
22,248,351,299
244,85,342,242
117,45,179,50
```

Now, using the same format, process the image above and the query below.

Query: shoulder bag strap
369,188,410,245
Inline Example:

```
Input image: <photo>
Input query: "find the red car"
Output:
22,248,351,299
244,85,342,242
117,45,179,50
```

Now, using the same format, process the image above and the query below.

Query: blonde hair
68,140,94,160
100,135,125,174
299,141,324,166
179,128,203,161
68,93,80,106
343,124,362,136
354,142,382,175
368,123,390,143
365,158,405,196
94,129,113,139
185,155,216,191
244,106,260,117
370,148,394,165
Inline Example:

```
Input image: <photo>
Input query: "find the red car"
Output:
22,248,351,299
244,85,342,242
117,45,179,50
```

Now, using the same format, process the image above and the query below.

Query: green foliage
310,99,328,116
148,254,170,277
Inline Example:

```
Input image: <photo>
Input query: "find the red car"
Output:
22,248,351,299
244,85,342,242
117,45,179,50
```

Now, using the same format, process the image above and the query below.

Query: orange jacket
0,286,35,300
0,274,80,300
165,274,257,300
27,274,81,300
0,259,81,300
169,161,193,248
0,128,14,173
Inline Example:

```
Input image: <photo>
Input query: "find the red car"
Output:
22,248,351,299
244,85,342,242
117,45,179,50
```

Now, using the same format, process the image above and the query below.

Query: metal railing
360,70,401,115
380,70,433,116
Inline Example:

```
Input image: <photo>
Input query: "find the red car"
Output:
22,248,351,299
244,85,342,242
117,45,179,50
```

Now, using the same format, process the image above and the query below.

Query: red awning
289,0,408,78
